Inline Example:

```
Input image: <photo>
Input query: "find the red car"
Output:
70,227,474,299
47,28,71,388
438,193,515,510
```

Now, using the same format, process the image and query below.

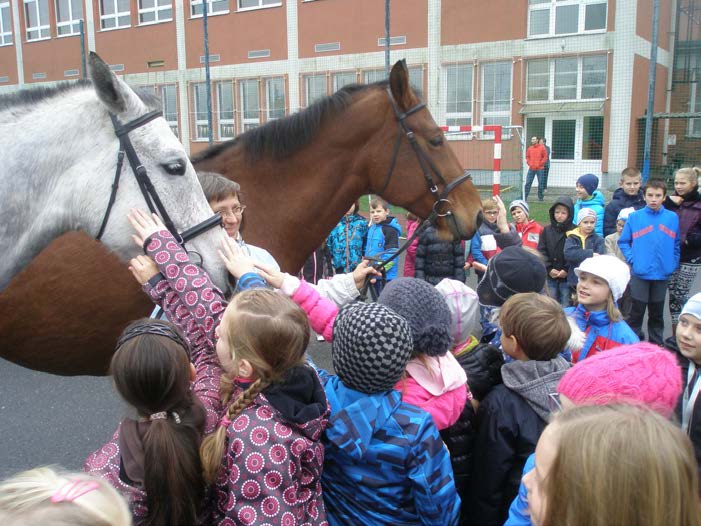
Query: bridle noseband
96,110,222,255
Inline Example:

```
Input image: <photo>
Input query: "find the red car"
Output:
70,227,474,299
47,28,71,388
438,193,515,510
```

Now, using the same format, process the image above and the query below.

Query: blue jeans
547,277,571,307
525,169,544,200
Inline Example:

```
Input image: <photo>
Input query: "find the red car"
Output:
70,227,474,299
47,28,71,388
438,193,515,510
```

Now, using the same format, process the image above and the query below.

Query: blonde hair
0,466,131,526
200,289,310,484
481,198,498,211
499,293,570,360
542,405,701,526
675,166,701,187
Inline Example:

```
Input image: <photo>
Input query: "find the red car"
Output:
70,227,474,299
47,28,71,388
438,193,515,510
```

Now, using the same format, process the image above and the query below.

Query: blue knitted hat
577,174,599,196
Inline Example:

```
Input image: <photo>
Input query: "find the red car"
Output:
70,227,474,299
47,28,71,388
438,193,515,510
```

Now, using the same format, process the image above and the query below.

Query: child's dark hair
110,319,205,526
200,289,310,484
197,171,241,203
370,196,389,210
643,178,667,196
499,293,571,360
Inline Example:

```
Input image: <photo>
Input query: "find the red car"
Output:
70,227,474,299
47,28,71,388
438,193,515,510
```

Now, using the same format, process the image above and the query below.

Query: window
190,0,227,17
139,0,171,24
333,71,356,91
265,77,285,120
581,55,607,99
24,0,50,40
445,64,472,126
304,74,326,105
238,0,279,9
582,116,603,160
100,0,130,29
481,61,512,138
527,55,607,102
55,0,82,35
192,82,210,141
363,69,386,84
689,74,701,137
159,85,179,138
0,2,12,45
408,66,423,95
551,119,576,160
215,81,234,140
239,78,259,132
528,0,606,38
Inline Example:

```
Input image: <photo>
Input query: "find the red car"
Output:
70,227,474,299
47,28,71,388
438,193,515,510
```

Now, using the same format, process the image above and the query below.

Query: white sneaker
316,334,325,342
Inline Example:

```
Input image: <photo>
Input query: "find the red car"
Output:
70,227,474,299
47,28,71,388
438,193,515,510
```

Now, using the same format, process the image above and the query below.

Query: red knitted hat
557,343,682,418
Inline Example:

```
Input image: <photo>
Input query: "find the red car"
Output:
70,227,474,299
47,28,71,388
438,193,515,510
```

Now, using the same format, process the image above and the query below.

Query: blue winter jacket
603,188,645,236
618,206,681,280
504,454,534,526
573,190,606,237
365,217,402,280
312,367,461,526
565,304,639,363
327,213,368,272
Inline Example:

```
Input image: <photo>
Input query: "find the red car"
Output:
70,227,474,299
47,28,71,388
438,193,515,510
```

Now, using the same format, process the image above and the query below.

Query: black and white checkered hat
332,302,413,394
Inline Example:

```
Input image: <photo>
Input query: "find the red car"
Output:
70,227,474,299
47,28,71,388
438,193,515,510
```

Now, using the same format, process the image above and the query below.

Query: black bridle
96,110,222,252
360,89,475,299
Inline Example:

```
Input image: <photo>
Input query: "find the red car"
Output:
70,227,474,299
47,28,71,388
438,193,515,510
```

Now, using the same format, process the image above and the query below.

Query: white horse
0,52,227,291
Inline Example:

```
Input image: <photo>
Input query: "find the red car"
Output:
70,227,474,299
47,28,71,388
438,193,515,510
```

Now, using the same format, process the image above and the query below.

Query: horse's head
369,60,483,240
87,52,228,290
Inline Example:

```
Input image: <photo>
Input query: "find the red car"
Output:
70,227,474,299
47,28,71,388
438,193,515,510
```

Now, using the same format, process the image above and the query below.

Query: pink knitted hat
557,342,682,418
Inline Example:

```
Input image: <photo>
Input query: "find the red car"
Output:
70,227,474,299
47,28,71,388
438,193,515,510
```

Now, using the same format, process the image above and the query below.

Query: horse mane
193,81,388,164
0,80,161,114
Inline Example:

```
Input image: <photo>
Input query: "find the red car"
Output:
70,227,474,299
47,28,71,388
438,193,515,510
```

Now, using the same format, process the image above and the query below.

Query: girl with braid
122,209,330,525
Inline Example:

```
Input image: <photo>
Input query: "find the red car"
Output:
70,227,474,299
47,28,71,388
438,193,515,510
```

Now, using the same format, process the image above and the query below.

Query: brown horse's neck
194,91,387,273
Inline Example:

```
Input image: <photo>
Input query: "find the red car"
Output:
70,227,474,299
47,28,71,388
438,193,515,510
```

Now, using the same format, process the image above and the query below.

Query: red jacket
526,144,547,171
514,219,543,250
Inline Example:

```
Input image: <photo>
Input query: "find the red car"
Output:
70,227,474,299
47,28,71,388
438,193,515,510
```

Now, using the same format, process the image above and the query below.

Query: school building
0,0,696,188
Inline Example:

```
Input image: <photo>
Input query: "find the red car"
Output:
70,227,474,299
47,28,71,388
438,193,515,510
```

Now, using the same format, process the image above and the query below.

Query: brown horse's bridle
361,88,475,298
96,110,223,261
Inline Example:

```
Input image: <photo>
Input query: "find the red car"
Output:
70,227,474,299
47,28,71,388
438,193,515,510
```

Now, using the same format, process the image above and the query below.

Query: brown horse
0,60,482,375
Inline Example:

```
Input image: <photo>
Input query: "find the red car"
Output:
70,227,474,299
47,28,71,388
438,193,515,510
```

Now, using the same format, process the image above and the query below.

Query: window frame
480,61,512,139
54,0,82,36
444,63,474,134
214,80,235,141
23,0,50,41
265,76,286,121
304,73,327,106
333,71,357,92
192,82,211,142
99,0,130,30
0,1,12,45
159,84,179,138
138,0,172,25
526,54,607,103
190,0,228,18
239,78,260,133
527,0,607,39
237,0,281,12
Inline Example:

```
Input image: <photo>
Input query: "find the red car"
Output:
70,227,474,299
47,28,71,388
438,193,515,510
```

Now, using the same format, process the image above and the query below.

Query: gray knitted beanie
378,277,453,357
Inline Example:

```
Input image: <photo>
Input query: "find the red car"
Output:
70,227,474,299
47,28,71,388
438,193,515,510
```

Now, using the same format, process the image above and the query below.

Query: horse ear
389,59,413,111
88,52,128,114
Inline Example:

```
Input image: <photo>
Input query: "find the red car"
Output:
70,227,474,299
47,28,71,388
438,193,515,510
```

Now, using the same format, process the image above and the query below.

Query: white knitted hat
574,255,631,301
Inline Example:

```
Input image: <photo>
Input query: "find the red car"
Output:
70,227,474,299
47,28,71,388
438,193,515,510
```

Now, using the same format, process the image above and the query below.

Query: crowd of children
3,166,701,526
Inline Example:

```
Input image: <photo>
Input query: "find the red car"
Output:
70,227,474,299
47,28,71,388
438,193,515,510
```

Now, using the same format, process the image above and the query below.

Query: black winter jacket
603,187,645,236
414,224,465,285
441,403,476,526
537,196,574,276
455,343,504,401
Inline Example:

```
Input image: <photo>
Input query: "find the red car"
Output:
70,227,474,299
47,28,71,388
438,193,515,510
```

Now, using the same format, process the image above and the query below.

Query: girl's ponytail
200,378,270,485
142,395,205,526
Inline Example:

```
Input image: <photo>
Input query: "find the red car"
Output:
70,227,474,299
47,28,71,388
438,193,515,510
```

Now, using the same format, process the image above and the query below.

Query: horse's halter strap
96,111,222,248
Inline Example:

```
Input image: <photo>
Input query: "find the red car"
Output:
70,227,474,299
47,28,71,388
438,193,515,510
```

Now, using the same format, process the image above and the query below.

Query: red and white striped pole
440,125,502,196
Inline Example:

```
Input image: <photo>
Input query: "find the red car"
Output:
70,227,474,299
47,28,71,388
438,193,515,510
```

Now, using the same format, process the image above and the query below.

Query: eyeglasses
484,210,499,216
217,205,246,218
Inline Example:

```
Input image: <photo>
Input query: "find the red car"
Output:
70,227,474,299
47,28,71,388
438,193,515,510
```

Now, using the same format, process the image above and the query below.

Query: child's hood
381,216,403,234
566,226,591,244
262,364,329,438
549,196,574,230
501,356,570,420
405,353,467,396
580,190,606,207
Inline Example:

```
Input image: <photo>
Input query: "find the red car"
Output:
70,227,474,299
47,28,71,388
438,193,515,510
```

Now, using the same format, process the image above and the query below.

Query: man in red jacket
524,136,548,201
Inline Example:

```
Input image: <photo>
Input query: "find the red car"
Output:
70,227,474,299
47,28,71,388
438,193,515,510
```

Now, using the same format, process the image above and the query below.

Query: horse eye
162,160,186,176
429,136,444,147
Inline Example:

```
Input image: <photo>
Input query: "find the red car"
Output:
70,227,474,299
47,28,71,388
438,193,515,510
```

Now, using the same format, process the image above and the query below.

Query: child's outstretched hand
128,209,167,247
352,259,381,291
253,261,285,289
129,255,160,285
219,237,256,278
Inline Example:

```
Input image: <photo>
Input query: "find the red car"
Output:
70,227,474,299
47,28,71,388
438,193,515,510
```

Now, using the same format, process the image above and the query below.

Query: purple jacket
665,190,701,262
84,230,225,524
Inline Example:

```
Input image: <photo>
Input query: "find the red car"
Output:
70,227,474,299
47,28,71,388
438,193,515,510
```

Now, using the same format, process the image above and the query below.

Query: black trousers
628,276,668,345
